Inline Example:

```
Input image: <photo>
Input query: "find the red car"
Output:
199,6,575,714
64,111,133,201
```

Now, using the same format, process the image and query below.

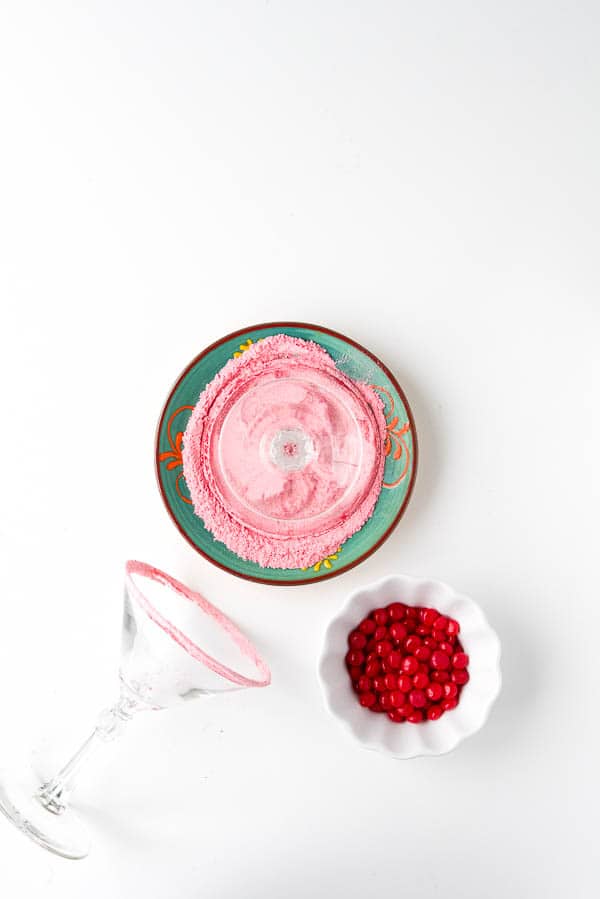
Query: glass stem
37,691,140,815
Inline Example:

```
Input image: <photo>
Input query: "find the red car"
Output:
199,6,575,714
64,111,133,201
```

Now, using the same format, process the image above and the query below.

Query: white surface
319,575,502,758
0,2,598,896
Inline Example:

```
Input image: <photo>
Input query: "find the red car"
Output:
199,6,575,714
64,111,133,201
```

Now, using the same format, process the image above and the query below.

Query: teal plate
156,322,417,585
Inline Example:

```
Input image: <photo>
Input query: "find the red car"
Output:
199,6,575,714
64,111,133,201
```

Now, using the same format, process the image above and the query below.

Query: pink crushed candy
182,334,387,569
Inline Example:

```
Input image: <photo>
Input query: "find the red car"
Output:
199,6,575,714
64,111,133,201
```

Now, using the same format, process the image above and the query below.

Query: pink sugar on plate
182,334,388,569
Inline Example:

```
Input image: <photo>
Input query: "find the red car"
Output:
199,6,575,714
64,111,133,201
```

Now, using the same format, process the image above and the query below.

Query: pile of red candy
346,603,470,723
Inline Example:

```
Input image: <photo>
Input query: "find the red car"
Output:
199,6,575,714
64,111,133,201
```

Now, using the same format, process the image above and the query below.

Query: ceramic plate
155,322,417,585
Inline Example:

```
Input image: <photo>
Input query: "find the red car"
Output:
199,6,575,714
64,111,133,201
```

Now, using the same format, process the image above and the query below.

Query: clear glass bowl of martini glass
0,560,271,859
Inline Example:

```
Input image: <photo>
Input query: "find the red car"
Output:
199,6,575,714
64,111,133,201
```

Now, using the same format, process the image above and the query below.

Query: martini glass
0,560,271,859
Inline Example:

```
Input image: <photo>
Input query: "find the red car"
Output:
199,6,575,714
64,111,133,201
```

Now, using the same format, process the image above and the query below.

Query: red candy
348,630,367,650
365,660,380,678
421,608,438,628
404,635,422,654
389,622,408,642
359,691,376,707
387,651,403,669
348,605,469,725
409,689,426,708
359,618,376,635
431,650,450,670
401,655,419,675
346,649,365,667
426,682,443,701
387,602,407,620
413,672,429,690
373,608,388,626
389,691,406,707
380,692,394,710
383,673,398,690
397,674,413,693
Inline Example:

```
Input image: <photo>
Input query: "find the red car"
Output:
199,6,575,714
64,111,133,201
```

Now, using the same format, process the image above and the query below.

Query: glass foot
0,768,89,859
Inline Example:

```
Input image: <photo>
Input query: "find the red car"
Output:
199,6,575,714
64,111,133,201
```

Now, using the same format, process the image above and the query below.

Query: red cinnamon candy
346,602,470,724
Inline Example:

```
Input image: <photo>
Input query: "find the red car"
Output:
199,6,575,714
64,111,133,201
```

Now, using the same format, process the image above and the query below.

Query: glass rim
124,560,271,688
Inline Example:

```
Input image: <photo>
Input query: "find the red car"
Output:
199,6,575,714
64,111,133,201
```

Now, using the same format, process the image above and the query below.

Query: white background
1,2,599,897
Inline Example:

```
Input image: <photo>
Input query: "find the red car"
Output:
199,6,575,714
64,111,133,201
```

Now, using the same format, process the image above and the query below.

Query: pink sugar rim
181,334,388,569
124,560,271,688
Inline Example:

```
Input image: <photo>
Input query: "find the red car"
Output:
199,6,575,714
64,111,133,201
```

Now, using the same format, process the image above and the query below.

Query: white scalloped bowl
319,575,501,759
